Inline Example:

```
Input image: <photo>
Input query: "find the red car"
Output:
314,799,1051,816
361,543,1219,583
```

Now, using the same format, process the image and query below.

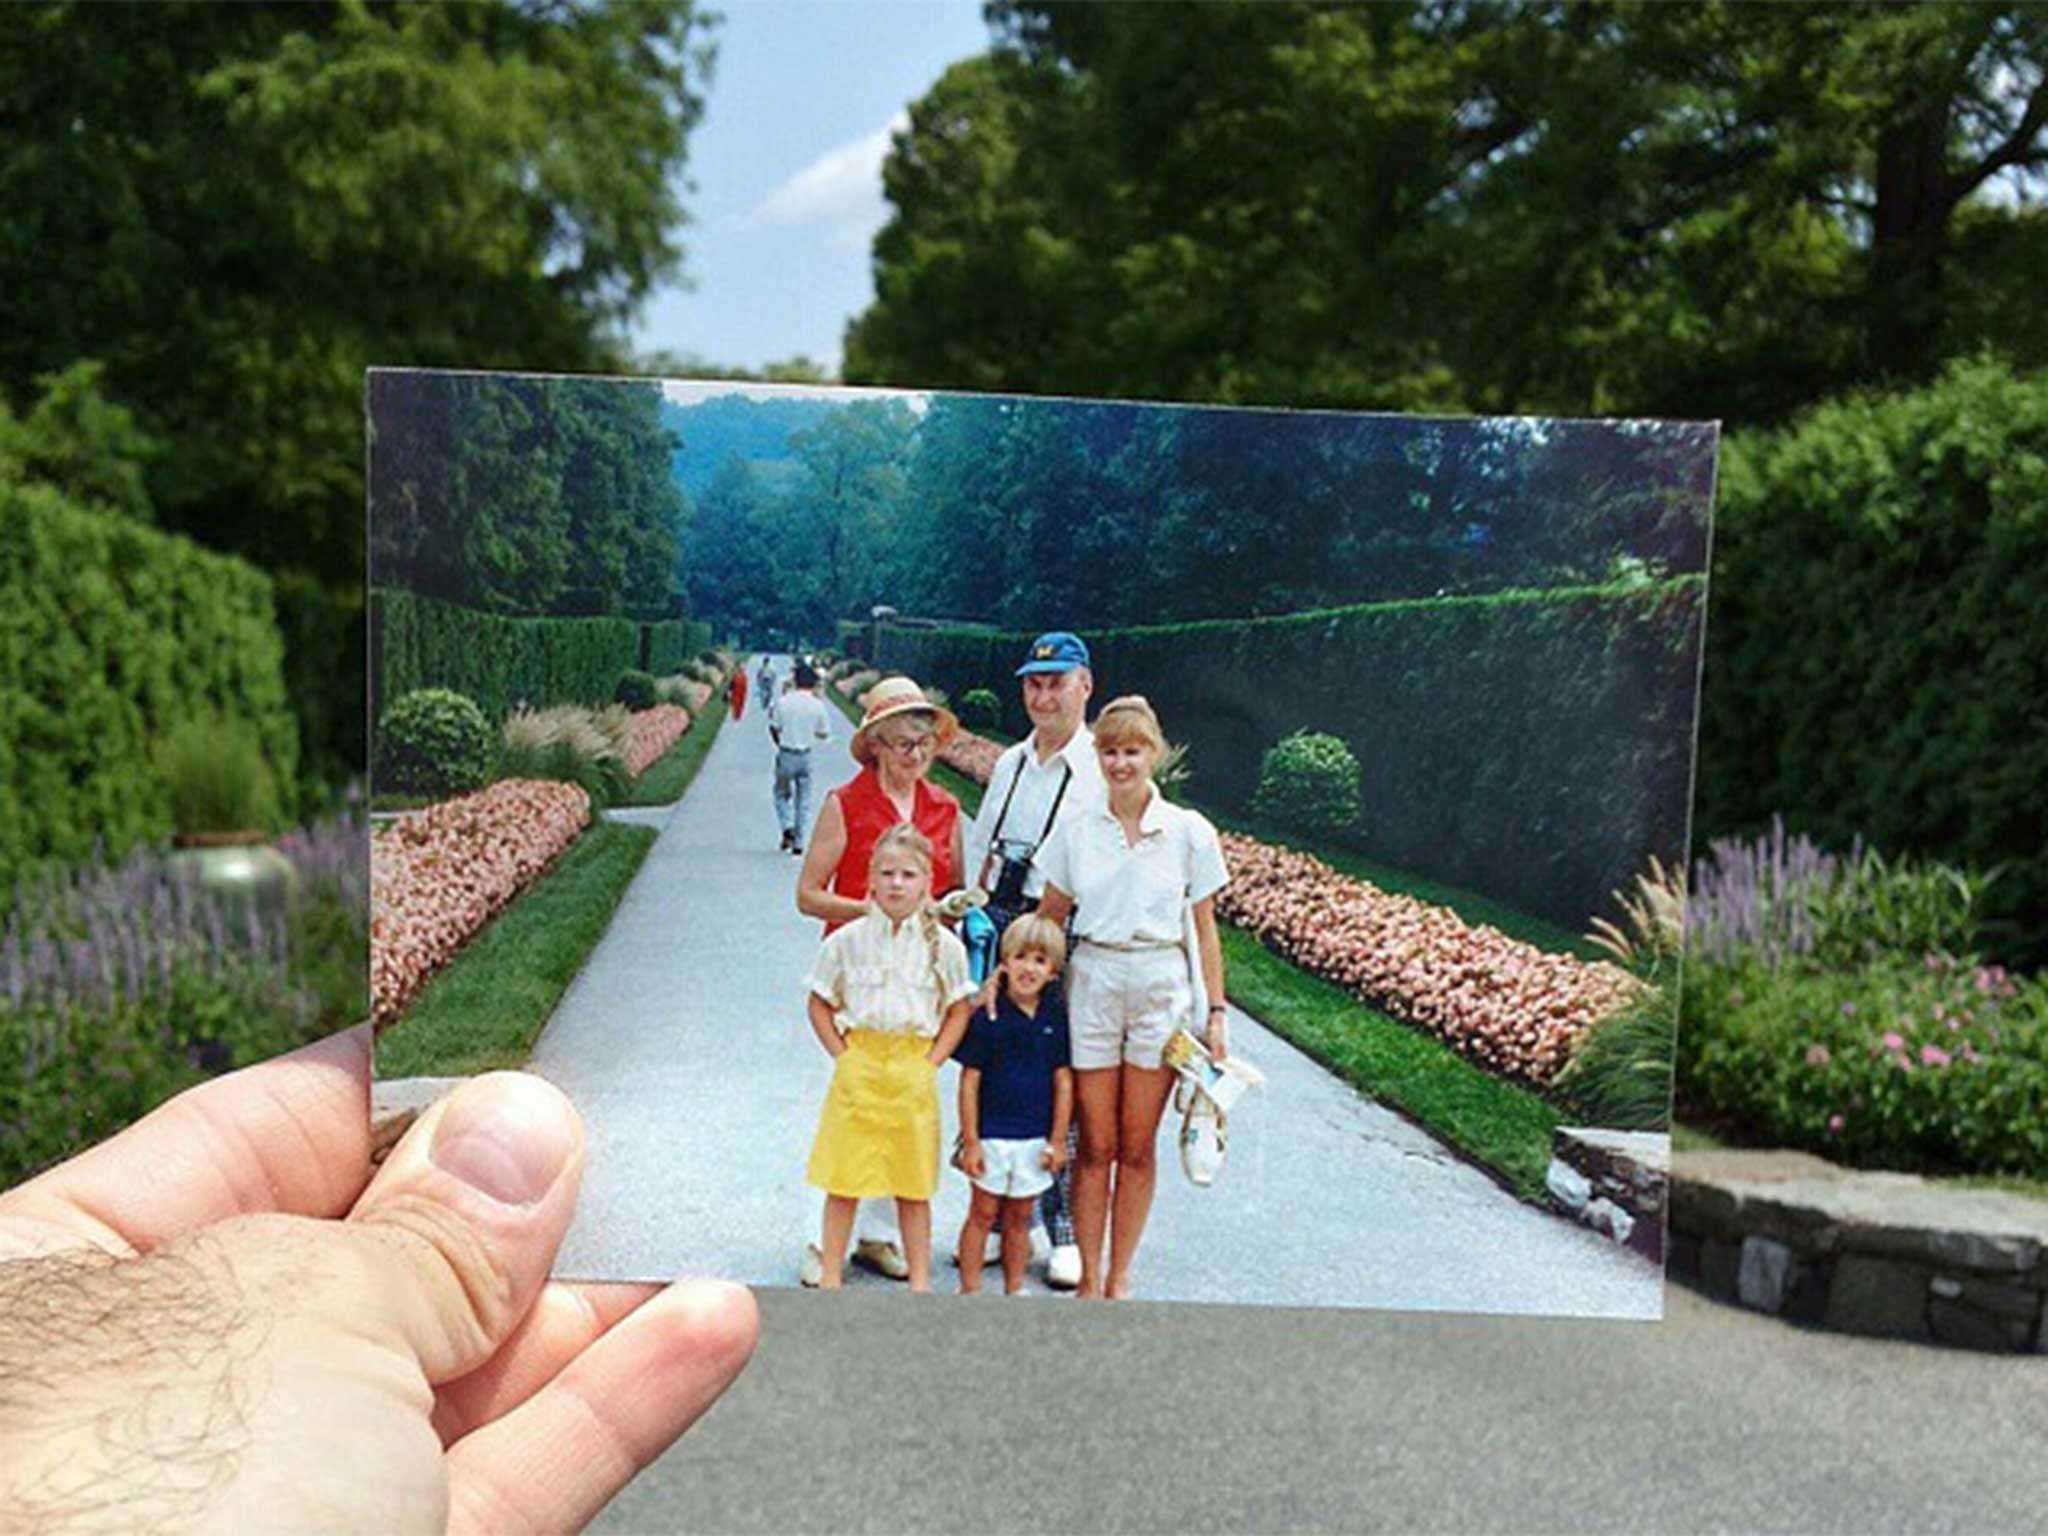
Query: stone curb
1667,1148,2048,1353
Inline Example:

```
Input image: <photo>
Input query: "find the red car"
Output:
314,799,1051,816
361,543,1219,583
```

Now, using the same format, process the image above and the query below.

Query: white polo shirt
1034,786,1229,947
964,725,1105,899
773,689,833,753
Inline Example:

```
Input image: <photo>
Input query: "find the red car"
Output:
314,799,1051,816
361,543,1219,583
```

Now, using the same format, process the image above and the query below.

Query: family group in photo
764,633,1232,1299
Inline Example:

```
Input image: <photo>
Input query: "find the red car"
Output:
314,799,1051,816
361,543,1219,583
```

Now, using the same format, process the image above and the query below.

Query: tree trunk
1869,98,1952,380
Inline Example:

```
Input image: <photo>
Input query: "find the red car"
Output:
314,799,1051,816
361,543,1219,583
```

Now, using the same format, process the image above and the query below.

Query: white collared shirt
964,725,1105,898
1034,785,1229,946
773,689,832,752
806,907,976,1037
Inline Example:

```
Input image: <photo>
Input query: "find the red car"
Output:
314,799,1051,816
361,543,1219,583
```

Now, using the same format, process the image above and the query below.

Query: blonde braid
919,901,945,1014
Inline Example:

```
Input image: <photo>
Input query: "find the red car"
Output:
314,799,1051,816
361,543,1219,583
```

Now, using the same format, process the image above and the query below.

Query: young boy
954,915,1074,1295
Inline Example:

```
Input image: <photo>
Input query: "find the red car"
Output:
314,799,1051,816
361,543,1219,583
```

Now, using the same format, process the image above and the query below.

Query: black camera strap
992,755,1072,856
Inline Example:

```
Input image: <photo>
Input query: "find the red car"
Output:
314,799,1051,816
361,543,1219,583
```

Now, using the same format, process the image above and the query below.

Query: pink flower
1891,1052,1913,1072
1920,1044,1951,1067
1839,1001,1857,1017
1804,1044,1831,1066
1827,1113,1845,1134
1881,1030,1906,1051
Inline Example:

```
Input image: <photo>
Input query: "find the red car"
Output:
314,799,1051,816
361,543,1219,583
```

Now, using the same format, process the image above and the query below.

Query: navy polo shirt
955,992,1071,1141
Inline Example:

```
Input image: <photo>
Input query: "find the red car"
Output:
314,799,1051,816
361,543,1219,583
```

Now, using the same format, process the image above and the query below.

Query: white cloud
756,113,907,227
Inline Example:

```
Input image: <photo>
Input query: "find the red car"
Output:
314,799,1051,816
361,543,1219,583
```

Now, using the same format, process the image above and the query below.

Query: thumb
347,1072,584,1384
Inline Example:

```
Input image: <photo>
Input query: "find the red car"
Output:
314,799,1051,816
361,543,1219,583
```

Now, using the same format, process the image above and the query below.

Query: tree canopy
847,2,2048,422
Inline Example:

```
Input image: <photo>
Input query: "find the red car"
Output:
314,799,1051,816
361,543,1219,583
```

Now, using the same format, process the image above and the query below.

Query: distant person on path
728,662,748,721
954,914,1074,1296
962,630,1103,1289
804,824,976,1291
769,661,832,854
1032,695,1229,1300
794,675,965,1284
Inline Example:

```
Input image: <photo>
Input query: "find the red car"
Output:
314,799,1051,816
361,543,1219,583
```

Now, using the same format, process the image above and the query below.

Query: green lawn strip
1220,925,1561,1203
621,690,730,806
377,820,659,1077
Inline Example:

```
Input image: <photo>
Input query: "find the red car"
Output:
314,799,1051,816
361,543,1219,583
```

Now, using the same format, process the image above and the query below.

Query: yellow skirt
806,1029,941,1200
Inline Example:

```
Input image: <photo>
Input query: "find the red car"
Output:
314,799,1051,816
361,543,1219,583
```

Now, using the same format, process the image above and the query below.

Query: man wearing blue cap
962,630,1103,1288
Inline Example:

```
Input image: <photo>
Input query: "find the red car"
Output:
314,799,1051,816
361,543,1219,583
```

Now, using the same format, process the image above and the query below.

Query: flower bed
1215,834,1640,1084
371,779,590,1026
625,705,692,778
938,731,1002,786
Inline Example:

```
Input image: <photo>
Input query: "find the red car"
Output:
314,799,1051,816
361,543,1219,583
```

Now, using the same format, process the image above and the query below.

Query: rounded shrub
958,688,1001,731
615,669,657,710
375,688,494,798
1251,731,1363,838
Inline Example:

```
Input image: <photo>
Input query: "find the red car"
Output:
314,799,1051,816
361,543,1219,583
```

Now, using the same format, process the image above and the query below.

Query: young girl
954,915,1074,1295
805,823,977,1290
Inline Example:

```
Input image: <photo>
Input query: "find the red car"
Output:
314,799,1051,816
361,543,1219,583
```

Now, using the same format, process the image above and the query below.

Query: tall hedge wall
1699,356,2048,966
878,580,1704,932
371,589,661,722
1,486,297,892
643,619,713,675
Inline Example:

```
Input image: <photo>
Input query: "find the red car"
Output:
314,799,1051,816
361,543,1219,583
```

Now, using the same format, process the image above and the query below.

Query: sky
627,0,992,377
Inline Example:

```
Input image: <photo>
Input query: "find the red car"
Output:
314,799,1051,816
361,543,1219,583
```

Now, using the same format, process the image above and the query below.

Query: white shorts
970,1136,1054,1199
1067,942,1192,1071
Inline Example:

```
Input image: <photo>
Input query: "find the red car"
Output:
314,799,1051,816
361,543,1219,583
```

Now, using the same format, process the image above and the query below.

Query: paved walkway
526,667,1658,1316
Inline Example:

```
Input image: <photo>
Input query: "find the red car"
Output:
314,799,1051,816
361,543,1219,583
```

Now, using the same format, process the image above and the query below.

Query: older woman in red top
797,676,964,932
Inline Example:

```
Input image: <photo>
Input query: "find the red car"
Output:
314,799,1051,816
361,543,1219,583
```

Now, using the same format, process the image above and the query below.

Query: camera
990,855,1032,909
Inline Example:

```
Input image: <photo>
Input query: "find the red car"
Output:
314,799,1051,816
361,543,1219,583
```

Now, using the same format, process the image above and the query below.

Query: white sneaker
947,1231,1005,1266
1028,1224,1053,1265
853,1237,910,1281
1045,1243,1082,1290
800,1242,823,1288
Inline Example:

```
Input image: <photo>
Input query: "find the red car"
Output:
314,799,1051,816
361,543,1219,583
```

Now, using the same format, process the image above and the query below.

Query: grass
620,689,730,805
1220,925,1563,1203
376,820,659,1077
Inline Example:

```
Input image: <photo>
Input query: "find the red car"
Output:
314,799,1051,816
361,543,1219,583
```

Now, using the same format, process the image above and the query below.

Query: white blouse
1035,787,1229,947
807,908,976,1037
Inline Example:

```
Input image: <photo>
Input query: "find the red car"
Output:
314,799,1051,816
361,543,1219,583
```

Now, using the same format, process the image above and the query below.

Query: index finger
0,1024,374,1261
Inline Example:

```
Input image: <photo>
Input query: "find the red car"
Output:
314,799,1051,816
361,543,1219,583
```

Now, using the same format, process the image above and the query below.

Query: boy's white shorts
969,1136,1054,1199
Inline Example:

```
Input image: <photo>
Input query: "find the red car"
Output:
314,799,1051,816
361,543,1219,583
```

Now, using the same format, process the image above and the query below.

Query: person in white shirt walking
770,660,832,854
962,631,1104,1289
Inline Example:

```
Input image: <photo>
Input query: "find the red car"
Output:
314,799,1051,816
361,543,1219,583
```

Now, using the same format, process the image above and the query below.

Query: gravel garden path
528,667,1659,1316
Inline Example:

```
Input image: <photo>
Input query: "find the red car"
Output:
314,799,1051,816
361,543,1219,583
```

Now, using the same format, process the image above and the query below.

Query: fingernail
429,1074,576,1206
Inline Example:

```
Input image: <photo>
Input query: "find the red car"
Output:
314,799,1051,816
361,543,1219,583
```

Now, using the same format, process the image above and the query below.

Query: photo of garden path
497,659,1660,1315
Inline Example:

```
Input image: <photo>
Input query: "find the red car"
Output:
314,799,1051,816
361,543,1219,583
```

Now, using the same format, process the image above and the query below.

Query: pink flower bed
626,705,692,777
371,779,591,1026
939,729,1002,785
678,680,712,713
1215,833,1640,1084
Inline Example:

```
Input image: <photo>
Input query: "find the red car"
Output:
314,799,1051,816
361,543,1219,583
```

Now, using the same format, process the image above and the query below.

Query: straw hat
850,676,958,765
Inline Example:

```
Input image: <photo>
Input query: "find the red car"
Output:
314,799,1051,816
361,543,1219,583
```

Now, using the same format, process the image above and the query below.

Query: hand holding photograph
367,367,1715,1319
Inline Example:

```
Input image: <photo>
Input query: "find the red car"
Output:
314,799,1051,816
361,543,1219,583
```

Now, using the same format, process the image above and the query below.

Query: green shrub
958,688,1001,730
157,712,281,837
615,669,657,710
1551,980,1673,1131
1251,731,1363,838
376,689,494,798
1677,954,2047,1178
1700,356,2048,966
372,588,639,721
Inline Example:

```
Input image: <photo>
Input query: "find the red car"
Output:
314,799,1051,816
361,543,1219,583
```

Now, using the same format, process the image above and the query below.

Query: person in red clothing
727,661,748,720
793,676,965,1283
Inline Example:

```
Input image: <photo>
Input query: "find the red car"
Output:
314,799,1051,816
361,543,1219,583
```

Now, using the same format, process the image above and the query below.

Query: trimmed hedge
1,485,297,893
875,580,1703,931
643,619,713,676
1699,356,2048,967
372,588,639,722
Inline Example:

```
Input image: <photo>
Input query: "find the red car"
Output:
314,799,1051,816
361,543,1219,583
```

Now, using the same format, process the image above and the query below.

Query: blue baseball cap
1016,631,1091,675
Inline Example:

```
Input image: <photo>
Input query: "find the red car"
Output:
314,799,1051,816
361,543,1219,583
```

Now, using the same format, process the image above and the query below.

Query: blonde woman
1031,696,1228,1299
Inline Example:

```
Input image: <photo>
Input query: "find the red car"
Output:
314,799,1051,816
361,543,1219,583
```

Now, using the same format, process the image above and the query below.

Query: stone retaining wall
1545,1128,1667,1264
1669,1149,2048,1353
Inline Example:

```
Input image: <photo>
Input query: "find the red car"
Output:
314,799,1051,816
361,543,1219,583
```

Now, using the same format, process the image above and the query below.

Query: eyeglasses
875,734,933,754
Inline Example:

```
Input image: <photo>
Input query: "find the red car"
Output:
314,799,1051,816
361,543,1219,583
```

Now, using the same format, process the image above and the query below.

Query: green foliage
1698,356,2048,965
373,588,641,722
852,5,2048,419
157,712,282,838
1803,849,1995,971
1251,731,1363,838
643,619,711,675
497,739,628,811
2,2,716,800
0,484,297,891
958,687,1001,730
1552,979,1675,1132
375,688,494,799
1678,955,2047,1179
879,581,1704,931
0,361,156,523
615,670,658,710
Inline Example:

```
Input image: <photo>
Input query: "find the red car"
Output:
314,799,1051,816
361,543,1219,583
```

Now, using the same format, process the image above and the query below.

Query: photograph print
367,366,1715,1318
